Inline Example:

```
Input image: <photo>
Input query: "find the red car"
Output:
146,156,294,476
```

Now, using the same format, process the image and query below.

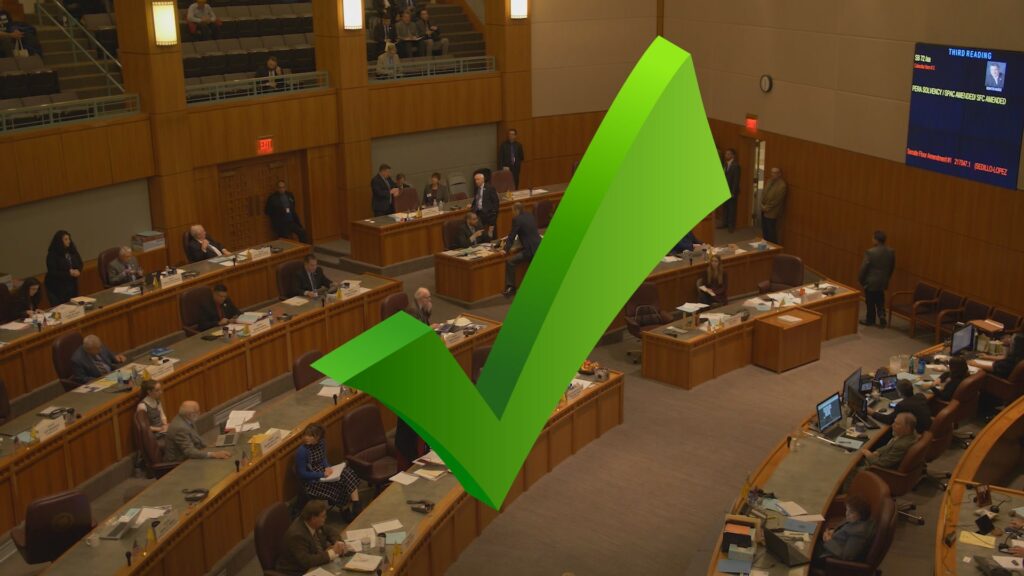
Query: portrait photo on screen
986,61,1006,92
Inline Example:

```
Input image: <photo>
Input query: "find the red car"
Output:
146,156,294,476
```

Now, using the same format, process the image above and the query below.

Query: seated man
394,10,422,59
416,8,449,57
867,379,931,433
500,202,541,297
107,246,143,286
186,0,221,40
186,224,231,263
0,10,40,56
452,211,492,249
406,287,436,327
816,494,874,563
198,284,241,331
255,55,285,91
276,500,349,576
291,254,333,298
859,412,918,470
669,230,700,254
71,334,126,384
164,401,231,462
372,14,397,58
375,41,402,78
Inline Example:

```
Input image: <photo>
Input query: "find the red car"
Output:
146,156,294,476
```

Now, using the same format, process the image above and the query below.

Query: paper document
133,506,168,528
225,410,255,429
677,302,709,313
0,321,28,330
389,471,419,485
371,519,403,534
320,462,348,482
414,468,446,481
70,296,96,304
113,286,141,296
661,256,681,263
240,422,260,432
282,296,309,306
304,567,333,576
344,553,383,572
317,386,340,398
385,531,407,545
343,539,363,552
993,557,1024,570
452,316,472,327
733,248,747,254
415,450,445,466
777,501,808,517
959,530,996,548
790,514,825,522
344,528,376,542
778,314,803,323
571,378,594,390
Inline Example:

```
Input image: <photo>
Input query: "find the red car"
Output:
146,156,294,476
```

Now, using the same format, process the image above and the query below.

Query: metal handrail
35,1,124,94
185,71,329,105
0,94,140,133
368,55,495,82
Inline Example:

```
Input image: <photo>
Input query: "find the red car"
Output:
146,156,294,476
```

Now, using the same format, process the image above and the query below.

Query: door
217,152,305,249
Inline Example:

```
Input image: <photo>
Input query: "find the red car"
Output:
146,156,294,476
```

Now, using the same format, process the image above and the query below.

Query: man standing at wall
498,128,525,189
858,230,895,328
721,148,740,233
760,167,787,244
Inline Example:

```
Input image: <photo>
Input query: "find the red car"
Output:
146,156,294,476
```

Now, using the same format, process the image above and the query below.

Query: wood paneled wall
367,74,504,139
707,119,1024,316
523,111,604,187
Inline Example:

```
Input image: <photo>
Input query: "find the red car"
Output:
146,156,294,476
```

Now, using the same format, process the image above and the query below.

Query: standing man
721,148,740,233
371,163,400,216
858,230,895,328
498,128,525,189
265,179,308,243
760,167,787,244
472,169,499,236
501,203,541,297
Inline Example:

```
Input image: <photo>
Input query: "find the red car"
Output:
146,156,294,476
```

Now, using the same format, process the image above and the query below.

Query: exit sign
257,137,274,155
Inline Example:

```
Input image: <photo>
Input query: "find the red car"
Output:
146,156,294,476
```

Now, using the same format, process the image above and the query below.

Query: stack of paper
70,296,96,305
677,302,709,314
778,314,803,323
1,321,28,331
225,410,255,430
661,256,681,263
113,286,141,296
415,450,445,466
372,519,403,534
570,378,594,391
777,501,808,517
319,462,347,482
389,471,419,485
344,553,383,573
132,506,168,528
414,468,446,481
282,296,308,306
236,312,264,325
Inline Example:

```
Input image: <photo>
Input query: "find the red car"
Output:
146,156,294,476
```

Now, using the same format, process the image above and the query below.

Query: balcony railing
0,94,140,133
368,55,496,82
185,71,330,105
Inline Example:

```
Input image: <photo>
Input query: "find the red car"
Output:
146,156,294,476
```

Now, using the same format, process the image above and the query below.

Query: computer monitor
816,393,842,433
876,375,898,394
845,386,867,416
951,323,975,356
843,368,862,399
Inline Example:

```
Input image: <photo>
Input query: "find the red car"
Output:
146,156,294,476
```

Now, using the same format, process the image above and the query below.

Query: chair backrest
936,290,965,312
0,283,11,324
534,200,554,229
471,346,491,384
769,254,803,287
292,350,324,391
926,400,957,462
442,220,463,250
393,188,419,213
963,299,992,322
380,293,409,321
21,490,93,564
343,403,388,462
847,470,896,569
181,230,192,261
254,502,291,570
179,286,213,335
0,379,9,425
277,260,305,300
897,431,932,475
133,409,166,470
991,309,1022,333
97,247,121,288
912,282,940,303
1008,359,1024,384
625,282,660,318
51,331,83,381
491,170,515,195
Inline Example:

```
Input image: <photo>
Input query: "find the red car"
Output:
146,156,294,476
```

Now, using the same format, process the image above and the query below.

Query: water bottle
909,355,916,372
918,357,926,375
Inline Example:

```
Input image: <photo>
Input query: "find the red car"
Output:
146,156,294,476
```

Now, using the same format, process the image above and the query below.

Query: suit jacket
452,222,491,249
761,178,788,219
820,519,874,561
472,184,499,225
70,344,119,384
421,183,449,206
197,296,240,331
723,160,740,197
858,244,895,292
276,517,338,576
186,235,226,263
373,21,396,45
865,431,918,470
291,266,331,298
163,414,208,462
107,256,143,286
405,304,431,325
986,73,1005,89
265,191,302,236
505,212,542,261
872,393,932,433
371,173,396,215
498,140,524,172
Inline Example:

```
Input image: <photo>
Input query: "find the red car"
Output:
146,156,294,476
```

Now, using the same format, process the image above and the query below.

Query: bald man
186,224,231,263
860,412,918,470
70,334,125,385
165,401,231,461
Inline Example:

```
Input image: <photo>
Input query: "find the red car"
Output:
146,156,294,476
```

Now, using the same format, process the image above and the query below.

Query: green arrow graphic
315,36,728,510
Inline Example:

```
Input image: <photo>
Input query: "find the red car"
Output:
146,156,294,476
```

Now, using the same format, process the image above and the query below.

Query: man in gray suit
164,401,231,462
858,230,895,327
70,334,125,385
107,246,144,286
817,494,874,562
860,412,917,470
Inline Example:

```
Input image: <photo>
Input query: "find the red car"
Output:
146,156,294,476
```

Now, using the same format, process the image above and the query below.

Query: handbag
13,39,29,58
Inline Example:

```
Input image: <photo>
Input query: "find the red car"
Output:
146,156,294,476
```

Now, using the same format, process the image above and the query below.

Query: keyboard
215,432,237,447
820,426,846,441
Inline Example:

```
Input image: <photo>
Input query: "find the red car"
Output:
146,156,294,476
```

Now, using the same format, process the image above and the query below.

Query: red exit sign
257,137,274,155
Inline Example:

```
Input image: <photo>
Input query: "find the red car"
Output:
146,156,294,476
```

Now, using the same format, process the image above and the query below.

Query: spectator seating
81,13,118,58
182,34,315,78
0,91,89,130
0,56,60,99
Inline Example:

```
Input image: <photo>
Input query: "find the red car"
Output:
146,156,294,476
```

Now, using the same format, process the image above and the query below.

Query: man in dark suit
498,128,525,189
406,287,436,327
371,163,400,216
816,495,874,563
721,148,741,233
291,254,333,298
452,211,492,249
265,179,308,243
276,500,348,576
164,401,230,462
71,334,126,384
471,169,499,236
868,379,932,433
858,230,895,327
198,284,241,331
501,202,541,297
186,224,231,263
986,62,1005,91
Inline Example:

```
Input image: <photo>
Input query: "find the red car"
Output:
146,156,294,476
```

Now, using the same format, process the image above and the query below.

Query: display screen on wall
905,43,1024,189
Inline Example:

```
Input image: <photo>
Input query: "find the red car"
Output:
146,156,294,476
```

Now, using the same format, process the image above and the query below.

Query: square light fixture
152,1,179,46
510,0,528,19
343,0,364,30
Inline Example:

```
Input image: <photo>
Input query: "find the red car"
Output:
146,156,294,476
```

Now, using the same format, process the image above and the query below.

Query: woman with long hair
12,277,43,317
44,230,83,305
696,254,728,307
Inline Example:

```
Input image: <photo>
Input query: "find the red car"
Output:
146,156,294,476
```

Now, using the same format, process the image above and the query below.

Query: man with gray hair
860,412,918,469
406,287,435,327
107,246,144,286
70,334,126,385
185,224,231,263
165,401,231,461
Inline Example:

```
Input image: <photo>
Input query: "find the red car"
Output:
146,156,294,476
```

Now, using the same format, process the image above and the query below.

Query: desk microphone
125,551,132,567
234,460,240,473
332,394,338,406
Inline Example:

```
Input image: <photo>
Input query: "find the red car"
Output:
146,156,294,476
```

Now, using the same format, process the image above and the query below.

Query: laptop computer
814,393,845,440
764,529,811,566
876,375,900,400
215,432,237,447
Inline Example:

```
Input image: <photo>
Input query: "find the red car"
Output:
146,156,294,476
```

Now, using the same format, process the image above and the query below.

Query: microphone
332,394,338,406
234,460,240,473
125,551,132,567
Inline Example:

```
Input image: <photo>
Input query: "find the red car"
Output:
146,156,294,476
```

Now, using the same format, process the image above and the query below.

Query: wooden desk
753,309,823,373
349,185,565,268
0,240,310,400
0,273,404,537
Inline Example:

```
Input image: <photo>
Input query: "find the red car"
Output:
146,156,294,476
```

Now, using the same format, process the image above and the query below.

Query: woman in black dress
44,230,83,306
12,277,43,318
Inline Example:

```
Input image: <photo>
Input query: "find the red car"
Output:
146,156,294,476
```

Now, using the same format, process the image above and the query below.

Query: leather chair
12,490,95,564
757,254,804,294
380,293,409,321
944,299,993,338
623,282,673,364
52,331,83,392
442,219,463,250
447,172,468,199
97,246,121,288
276,260,305,300
254,502,291,576
991,308,1023,334
471,345,491,384
866,431,932,524
179,286,214,336
393,188,419,213
0,378,10,425
292,350,324,391
181,230,193,263
887,282,940,338
0,282,13,324
914,290,965,343
491,169,515,195
982,359,1024,405
814,471,896,576
342,403,397,491
534,200,554,229
132,410,178,479
931,370,984,426
921,400,957,490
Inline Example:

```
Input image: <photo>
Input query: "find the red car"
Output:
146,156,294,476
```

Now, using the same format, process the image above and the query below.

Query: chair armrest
912,299,939,312
889,290,914,305
937,307,964,324
929,396,949,416
825,495,848,519
865,465,907,483
11,524,25,548
757,280,770,293
346,455,374,477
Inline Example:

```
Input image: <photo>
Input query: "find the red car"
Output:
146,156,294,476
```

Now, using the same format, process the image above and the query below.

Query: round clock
760,74,773,93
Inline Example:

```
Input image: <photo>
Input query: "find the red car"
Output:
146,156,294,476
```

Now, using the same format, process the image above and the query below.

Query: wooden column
486,0,532,186
115,2,196,265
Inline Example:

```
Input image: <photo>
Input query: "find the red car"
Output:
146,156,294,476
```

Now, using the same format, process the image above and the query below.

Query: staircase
31,7,123,100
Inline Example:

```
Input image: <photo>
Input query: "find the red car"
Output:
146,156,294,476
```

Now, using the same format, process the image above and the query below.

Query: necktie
308,271,315,291
511,145,515,164
477,187,483,210
93,355,111,374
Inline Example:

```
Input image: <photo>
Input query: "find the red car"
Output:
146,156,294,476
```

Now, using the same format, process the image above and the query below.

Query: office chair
342,403,398,493
51,331,83,392
534,200,554,229
757,254,804,294
991,308,1022,334
623,282,672,364
491,169,515,195
276,260,305,300
178,286,214,336
132,410,178,479
12,490,95,564
380,293,409,321
814,471,896,576
292,350,324,391
96,246,121,288
920,400,957,490
866,431,932,525
393,188,419,213
982,360,1024,406
914,290,965,344
254,502,291,576
442,219,463,250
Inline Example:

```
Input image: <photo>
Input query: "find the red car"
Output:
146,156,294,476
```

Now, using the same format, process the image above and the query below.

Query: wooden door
217,152,305,249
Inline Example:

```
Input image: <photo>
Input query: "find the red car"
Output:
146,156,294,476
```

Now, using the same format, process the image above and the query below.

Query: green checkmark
314,37,728,510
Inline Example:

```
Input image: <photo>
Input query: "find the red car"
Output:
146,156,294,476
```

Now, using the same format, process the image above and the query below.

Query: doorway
217,152,306,249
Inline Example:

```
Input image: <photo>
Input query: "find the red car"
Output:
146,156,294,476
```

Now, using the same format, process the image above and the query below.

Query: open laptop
814,393,845,440
215,432,237,447
876,375,900,400
764,529,811,566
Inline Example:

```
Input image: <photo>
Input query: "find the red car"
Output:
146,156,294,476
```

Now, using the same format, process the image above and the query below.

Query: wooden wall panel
367,74,504,138
14,133,67,202
307,145,342,242
60,127,113,192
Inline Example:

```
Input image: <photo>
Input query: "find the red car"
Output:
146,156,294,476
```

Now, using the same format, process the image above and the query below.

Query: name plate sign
249,247,272,261
248,317,272,336
160,272,183,288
